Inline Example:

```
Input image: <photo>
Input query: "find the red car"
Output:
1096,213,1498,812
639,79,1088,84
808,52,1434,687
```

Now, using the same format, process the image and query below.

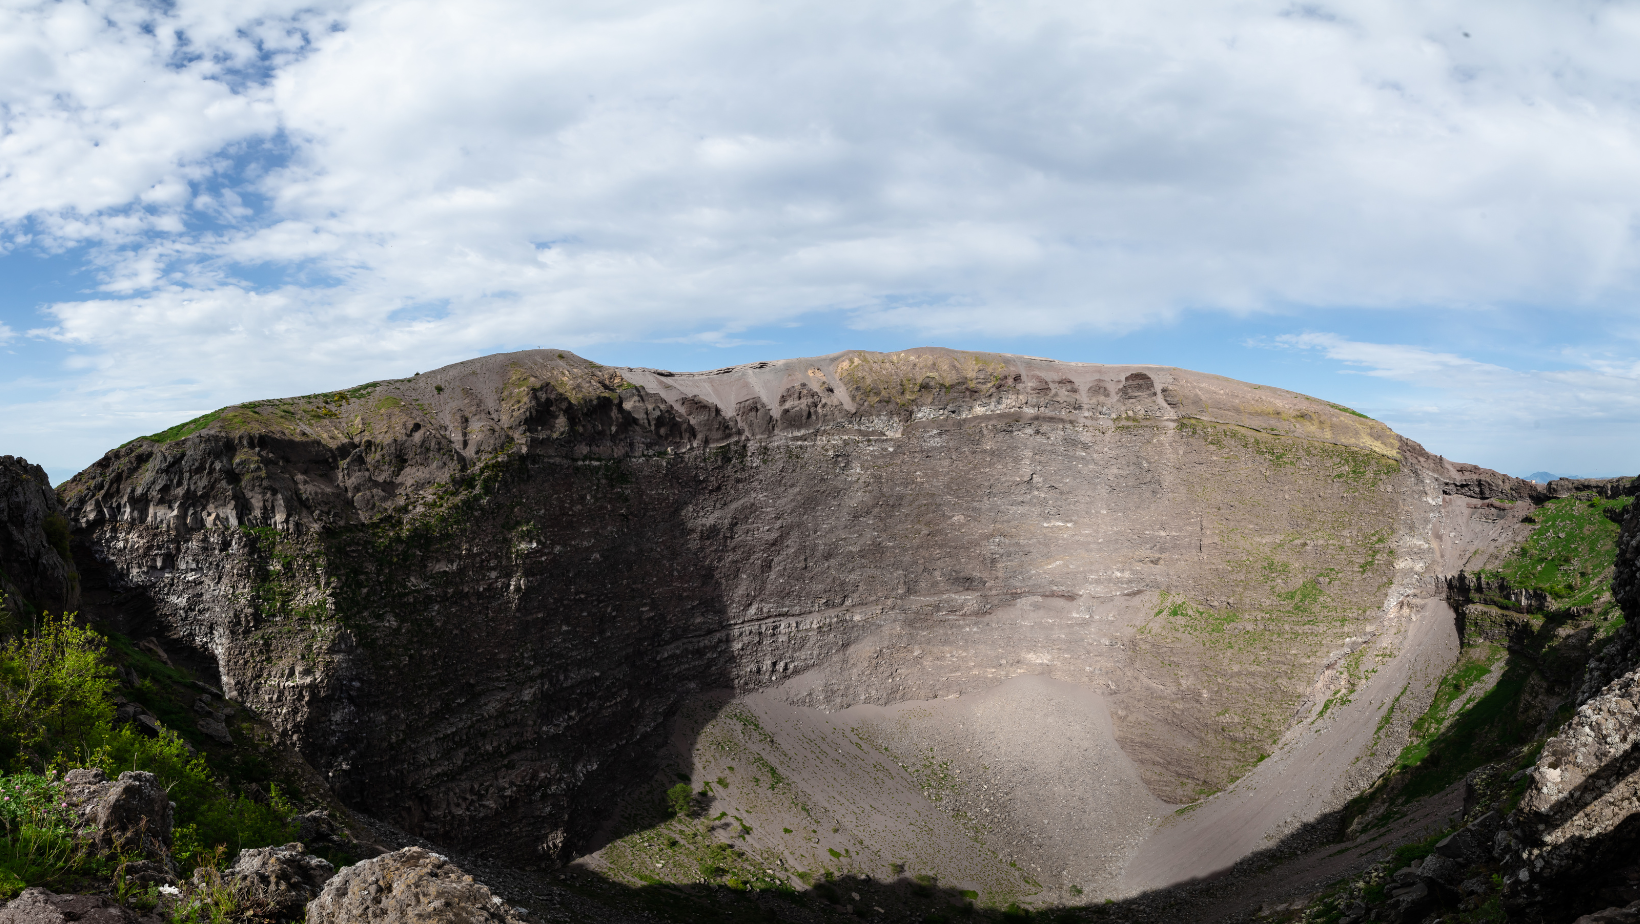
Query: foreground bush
0,613,298,897
0,771,102,899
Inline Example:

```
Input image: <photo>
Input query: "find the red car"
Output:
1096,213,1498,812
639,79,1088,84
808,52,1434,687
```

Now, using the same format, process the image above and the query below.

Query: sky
3,0,1640,486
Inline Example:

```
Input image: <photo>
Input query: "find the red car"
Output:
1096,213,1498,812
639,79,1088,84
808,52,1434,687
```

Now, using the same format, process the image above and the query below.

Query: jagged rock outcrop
1488,486,1640,920
0,456,78,619
303,847,528,924
57,348,1534,865
1542,477,1640,502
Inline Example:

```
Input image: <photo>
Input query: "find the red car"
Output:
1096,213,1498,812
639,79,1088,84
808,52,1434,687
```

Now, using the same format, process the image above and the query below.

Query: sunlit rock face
56,348,1530,865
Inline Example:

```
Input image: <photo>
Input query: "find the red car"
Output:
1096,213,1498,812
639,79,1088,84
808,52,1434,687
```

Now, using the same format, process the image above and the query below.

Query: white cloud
0,1,342,239
7,0,1640,477
1274,332,1640,475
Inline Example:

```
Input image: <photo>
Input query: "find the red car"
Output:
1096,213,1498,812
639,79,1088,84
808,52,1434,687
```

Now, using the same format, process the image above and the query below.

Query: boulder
1381,880,1436,923
1576,902,1640,924
1416,852,1466,889
193,694,235,744
222,843,334,922
62,769,173,857
0,887,161,924
1434,811,1499,865
304,847,529,924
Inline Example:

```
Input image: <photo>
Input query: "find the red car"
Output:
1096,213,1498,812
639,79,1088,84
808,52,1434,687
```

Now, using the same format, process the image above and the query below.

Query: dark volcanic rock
0,888,161,924
1576,902,1640,924
0,456,78,618
303,847,527,924
57,348,1534,865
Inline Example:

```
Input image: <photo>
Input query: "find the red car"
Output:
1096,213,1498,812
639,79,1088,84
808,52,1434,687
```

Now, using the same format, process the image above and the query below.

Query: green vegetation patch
1347,493,1631,833
138,410,224,445
1486,494,1631,608
1324,402,1373,420
0,614,300,898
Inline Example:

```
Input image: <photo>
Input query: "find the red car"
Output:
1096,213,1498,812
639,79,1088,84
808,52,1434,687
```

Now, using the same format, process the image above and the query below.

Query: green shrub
665,782,693,816
0,616,296,875
164,845,263,923
0,613,117,766
86,725,295,870
0,772,101,898
40,516,72,563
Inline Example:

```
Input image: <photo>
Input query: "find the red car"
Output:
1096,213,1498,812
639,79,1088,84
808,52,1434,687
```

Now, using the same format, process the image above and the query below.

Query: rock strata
304,847,529,924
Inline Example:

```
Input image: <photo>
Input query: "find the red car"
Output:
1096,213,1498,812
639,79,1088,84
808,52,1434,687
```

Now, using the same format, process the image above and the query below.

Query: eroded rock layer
57,348,1531,864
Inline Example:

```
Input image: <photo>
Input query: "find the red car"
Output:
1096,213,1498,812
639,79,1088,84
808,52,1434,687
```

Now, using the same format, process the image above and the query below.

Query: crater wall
56,348,1532,864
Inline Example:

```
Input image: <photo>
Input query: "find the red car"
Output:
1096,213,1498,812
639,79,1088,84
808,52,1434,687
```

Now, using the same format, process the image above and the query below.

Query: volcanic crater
56,347,1546,915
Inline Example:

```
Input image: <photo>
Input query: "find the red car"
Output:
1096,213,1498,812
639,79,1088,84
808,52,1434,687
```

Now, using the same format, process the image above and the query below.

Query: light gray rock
223,842,334,922
304,847,528,924
62,768,173,857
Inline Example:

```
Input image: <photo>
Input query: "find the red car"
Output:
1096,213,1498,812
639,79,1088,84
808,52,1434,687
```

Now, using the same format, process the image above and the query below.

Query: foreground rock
1576,903,1640,924
222,843,335,922
62,769,173,862
304,847,528,924
0,888,160,924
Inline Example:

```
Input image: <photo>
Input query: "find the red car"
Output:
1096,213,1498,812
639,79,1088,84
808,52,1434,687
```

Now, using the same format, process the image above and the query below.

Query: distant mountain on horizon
1522,471,1639,483
1526,471,1583,483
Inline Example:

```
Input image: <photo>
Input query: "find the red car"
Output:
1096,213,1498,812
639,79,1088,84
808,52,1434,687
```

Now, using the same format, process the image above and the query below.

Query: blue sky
4,0,1640,485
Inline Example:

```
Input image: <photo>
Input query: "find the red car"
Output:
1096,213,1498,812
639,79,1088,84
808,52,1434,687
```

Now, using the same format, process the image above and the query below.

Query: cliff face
57,348,1531,864
0,455,79,620
1499,488,1640,919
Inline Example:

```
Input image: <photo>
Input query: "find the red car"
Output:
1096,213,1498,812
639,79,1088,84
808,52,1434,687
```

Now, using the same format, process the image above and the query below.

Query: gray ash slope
56,347,1533,879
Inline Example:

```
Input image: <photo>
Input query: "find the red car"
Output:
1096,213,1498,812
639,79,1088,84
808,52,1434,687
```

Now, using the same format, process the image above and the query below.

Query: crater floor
578,596,1462,914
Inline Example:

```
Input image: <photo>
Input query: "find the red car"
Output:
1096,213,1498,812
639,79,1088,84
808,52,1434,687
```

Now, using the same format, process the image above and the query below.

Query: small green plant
165,845,266,923
665,783,693,816
0,772,98,896
0,613,117,767
1391,827,1450,867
